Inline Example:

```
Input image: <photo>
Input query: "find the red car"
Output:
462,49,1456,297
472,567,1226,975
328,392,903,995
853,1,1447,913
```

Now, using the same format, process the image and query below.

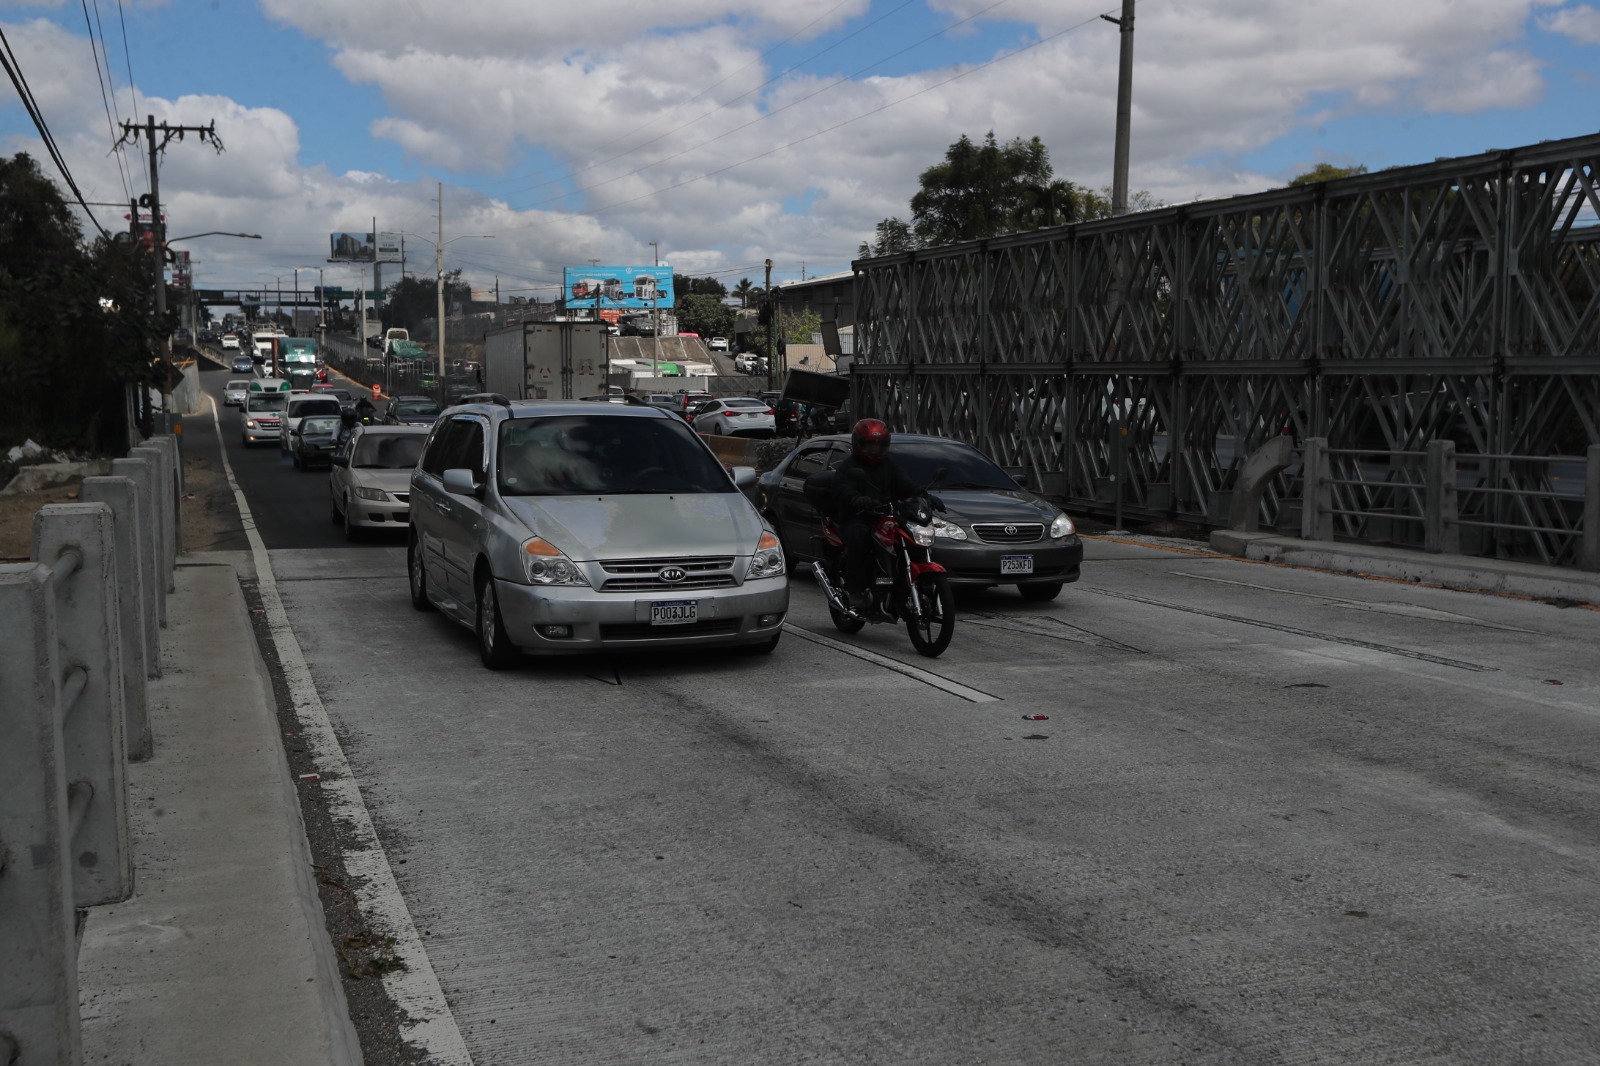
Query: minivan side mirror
1012,471,1031,488
442,468,481,497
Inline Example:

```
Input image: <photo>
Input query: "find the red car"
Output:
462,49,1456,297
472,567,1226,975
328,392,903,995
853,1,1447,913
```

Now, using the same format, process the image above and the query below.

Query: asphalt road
195,362,1600,1064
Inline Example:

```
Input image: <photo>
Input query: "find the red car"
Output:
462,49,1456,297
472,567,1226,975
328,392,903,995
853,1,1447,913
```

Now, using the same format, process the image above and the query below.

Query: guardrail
1301,438,1600,569
1,435,178,1064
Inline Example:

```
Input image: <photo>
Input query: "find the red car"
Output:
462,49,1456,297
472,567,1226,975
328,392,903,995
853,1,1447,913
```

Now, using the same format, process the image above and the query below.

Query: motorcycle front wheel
905,573,955,657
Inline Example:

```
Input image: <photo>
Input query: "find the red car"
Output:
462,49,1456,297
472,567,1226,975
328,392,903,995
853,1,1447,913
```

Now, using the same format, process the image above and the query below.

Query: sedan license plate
1000,555,1034,575
650,600,698,625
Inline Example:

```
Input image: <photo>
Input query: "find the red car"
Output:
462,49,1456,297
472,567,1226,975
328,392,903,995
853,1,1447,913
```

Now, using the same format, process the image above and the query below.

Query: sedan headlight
746,531,787,579
932,517,967,541
1050,512,1077,538
521,537,588,586
353,485,388,502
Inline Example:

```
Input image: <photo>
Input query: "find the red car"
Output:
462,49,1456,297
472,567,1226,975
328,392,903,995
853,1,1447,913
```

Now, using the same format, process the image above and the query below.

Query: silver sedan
328,425,429,540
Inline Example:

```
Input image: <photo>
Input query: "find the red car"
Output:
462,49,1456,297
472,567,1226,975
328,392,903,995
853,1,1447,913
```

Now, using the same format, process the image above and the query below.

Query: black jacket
833,454,919,517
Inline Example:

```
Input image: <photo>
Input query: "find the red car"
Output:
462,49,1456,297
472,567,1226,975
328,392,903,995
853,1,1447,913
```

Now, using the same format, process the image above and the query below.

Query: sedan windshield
352,434,425,469
397,401,439,419
891,440,1017,491
497,414,732,496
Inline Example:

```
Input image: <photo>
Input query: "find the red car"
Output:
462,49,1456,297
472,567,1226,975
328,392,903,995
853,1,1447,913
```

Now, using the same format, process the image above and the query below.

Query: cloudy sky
1,0,1597,303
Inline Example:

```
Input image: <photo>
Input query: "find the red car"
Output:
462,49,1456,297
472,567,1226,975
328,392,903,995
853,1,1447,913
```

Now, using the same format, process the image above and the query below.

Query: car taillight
764,409,774,415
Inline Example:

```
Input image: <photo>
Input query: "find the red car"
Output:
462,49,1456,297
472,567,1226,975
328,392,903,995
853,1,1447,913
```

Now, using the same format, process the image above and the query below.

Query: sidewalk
74,560,361,1065
1208,529,1600,606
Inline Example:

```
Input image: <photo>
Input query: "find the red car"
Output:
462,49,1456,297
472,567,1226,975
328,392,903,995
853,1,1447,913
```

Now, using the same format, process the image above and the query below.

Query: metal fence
852,129,1600,566
1,436,179,1064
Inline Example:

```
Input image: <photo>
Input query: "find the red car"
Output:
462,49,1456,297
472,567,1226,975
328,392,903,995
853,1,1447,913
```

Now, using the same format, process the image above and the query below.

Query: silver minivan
407,399,789,668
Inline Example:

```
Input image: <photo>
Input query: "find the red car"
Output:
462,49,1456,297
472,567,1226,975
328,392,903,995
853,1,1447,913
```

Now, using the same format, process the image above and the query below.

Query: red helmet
851,418,891,465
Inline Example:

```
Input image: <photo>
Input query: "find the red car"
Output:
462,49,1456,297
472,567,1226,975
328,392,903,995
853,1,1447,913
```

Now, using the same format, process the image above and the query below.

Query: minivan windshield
497,414,731,496
248,394,287,412
353,434,425,469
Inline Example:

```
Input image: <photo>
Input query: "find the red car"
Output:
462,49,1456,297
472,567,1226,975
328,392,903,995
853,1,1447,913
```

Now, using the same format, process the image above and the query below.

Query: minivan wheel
407,533,433,611
476,571,519,670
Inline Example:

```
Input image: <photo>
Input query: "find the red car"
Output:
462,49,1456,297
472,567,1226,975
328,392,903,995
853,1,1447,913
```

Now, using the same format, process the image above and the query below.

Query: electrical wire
114,0,144,194
82,0,133,201
0,25,110,237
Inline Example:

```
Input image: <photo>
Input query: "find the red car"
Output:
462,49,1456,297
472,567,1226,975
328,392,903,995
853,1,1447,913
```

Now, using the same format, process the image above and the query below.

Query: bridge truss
852,131,1600,566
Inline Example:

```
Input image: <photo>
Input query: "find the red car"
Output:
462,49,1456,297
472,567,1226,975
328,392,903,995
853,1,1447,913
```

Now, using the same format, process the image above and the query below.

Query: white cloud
0,0,1581,291
1541,4,1600,42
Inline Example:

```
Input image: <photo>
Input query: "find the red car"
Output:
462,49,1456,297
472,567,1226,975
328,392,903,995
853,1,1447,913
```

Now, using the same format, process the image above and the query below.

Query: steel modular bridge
852,131,1600,567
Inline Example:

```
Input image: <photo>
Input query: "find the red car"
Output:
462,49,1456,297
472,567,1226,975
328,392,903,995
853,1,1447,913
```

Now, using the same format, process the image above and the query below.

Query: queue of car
221,363,1086,669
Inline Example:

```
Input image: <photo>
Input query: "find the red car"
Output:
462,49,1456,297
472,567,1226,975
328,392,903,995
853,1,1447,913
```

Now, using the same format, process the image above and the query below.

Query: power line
0,25,110,237
114,0,144,195
81,0,133,200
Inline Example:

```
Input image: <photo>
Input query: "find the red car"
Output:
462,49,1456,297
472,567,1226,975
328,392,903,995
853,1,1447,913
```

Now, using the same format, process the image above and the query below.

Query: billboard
563,265,673,310
375,232,402,263
329,232,374,261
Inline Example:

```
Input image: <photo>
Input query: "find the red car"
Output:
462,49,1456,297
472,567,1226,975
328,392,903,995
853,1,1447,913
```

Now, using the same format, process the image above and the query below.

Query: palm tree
734,278,756,308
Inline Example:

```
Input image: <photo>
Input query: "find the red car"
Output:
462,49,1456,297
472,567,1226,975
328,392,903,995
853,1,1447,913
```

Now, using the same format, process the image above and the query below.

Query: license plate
1000,555,1034,575
650,600,698,625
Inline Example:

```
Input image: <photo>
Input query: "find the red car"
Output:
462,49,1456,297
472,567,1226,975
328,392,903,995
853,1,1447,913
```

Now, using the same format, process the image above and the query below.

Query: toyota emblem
658,566,687,583
1004,524,1018,536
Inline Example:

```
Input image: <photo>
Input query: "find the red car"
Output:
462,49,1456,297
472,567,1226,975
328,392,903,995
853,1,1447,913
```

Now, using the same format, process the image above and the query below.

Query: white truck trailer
482,321,606,400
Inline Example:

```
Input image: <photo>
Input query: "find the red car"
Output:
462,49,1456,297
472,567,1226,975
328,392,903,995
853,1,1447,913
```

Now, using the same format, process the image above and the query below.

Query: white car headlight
521,537,588,586
245,419,258,428
353,485,388,502
1050,512,1076,538
932,517,967,541
906,522,935,547
746,531,787,579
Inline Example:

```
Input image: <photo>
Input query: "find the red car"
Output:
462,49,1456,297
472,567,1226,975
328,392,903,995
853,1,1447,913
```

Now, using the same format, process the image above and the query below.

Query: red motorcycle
807,488,957,658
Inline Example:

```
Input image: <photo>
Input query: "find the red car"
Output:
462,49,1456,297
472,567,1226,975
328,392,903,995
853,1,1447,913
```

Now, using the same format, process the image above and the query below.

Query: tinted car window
892,440,1016,490
396,400,441,419
353,434,426,468
497,415,731,496
787,445,833,480
419,422,455,476
439,419,485,475
249,394,287,412
288,398,342,418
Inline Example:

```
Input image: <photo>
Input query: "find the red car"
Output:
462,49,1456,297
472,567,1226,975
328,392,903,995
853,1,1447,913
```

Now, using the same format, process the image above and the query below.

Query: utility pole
649,241,661,376
436,181,446,401
1102,0,1136,215
118,115,223,433
764,258,775,391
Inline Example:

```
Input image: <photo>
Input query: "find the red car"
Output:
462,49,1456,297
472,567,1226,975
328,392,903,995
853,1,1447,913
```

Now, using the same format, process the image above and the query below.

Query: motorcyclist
334,409,360,448
353,395,378,425
832,418,919,615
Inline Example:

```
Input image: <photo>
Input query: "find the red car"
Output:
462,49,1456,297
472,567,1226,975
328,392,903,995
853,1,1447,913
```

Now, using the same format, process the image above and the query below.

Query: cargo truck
482,321,606,400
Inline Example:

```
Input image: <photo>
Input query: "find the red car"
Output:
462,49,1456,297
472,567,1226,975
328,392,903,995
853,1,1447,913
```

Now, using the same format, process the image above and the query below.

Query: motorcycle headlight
906,522,935,547
353,485,388,502
1050,512,1076,538
932,517,967,541
746,530,787,579
521,537,589,586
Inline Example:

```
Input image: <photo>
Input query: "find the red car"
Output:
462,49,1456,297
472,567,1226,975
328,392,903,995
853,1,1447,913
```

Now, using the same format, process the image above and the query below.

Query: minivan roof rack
459,392,514,409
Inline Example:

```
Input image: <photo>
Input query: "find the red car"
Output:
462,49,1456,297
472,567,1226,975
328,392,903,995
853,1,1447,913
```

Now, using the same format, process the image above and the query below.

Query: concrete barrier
0,442,174,1064
79,476,152,760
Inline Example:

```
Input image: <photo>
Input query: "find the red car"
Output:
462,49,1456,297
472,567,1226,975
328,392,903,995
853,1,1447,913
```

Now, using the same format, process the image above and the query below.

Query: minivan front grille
600,556,736,592
972,522,1044,544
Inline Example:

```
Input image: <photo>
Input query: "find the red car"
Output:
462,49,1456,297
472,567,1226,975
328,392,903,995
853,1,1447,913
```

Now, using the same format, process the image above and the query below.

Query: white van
242,378,292,446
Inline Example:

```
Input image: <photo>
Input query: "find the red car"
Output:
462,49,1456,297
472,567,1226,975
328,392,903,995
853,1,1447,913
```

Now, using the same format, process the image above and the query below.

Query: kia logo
658,566,687,582
1004,524,1018,536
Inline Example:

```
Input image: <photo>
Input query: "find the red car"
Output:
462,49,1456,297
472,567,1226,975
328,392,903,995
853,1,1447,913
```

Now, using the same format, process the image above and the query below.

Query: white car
223,379,251,407
220,334,240,350
278,394,344,453
329,425,429,539
708,336,729,352
692,397,776,438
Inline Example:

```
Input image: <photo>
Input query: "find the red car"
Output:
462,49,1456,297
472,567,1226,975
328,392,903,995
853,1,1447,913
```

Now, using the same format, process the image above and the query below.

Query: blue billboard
563,265,673,310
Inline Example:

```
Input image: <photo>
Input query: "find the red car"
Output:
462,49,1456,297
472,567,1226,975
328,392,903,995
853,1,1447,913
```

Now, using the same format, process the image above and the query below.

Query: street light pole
428,185,495,403
649,241,661,376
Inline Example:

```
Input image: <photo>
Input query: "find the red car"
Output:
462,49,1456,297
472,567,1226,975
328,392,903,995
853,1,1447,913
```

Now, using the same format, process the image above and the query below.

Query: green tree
1289,163,1368,186
733,277,758,308
0,153,159,451
384,271,470,335
1076,185,1162,220
672,274,727,304
677,292,735,339
858,217,915,259
909,131,1089,246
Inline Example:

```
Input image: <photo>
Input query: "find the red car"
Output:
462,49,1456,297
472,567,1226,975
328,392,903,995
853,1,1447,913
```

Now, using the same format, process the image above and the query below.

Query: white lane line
209,396,473,1064
783,623,1002,703
1171,570,1533,632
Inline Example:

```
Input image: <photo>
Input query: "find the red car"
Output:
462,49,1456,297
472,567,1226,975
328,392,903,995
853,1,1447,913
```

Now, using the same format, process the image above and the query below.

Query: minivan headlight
1050,512,1076,538
521,537,589,586
746,531,786,579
